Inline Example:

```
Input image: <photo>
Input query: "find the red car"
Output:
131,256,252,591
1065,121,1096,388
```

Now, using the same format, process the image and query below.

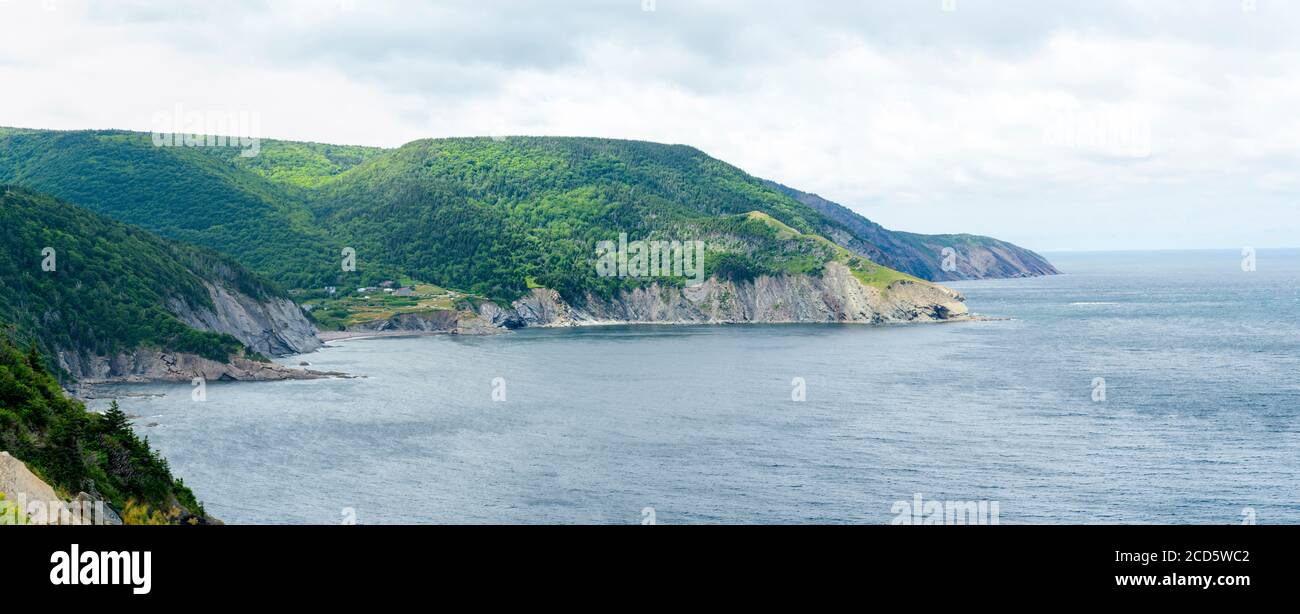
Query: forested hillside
310,137,916,299
0,130,342,288
0,128,1056,303
229,137,385,188
0,186,273,370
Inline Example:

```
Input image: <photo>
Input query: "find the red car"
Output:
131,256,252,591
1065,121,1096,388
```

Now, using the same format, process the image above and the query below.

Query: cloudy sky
2,0,1297,251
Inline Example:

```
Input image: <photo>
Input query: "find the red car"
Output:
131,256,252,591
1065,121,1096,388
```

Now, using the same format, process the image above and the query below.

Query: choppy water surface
95,250,1300,524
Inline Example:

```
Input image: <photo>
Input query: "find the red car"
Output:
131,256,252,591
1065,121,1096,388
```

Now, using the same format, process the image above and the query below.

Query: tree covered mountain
0,186,265,364
308,137,926,299
0,130,346,289
0,185,325,383
0,128,1055,304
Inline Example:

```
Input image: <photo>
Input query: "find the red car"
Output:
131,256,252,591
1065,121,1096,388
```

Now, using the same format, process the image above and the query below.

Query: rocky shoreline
63,266,977,389
66,351,350,385
58,276,337,387
324,264,972,338
318,312,1008,345
485,264,968,328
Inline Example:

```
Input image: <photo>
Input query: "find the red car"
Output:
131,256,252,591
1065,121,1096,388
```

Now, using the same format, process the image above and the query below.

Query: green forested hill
0,186,269,368
310,137,898,298
228,137,385,189
0,128,1055,302
0,130,343,288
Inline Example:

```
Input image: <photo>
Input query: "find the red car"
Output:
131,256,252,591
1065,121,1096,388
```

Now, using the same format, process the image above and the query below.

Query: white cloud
1,0,1298,250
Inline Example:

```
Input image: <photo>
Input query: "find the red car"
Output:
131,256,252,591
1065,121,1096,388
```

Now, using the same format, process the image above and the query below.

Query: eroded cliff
168,281,322,356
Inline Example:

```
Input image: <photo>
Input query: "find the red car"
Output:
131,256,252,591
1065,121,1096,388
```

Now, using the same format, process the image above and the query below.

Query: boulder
0,451,91,525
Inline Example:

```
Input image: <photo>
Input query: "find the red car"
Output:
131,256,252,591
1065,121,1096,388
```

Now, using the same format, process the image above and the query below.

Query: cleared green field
303,282,475,329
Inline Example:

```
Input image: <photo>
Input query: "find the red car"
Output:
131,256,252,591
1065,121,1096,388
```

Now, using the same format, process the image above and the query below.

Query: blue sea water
93,250,1300,524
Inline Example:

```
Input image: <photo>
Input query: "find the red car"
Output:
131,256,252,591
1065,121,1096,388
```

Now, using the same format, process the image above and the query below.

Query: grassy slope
305,283,469,330
745,211,920,289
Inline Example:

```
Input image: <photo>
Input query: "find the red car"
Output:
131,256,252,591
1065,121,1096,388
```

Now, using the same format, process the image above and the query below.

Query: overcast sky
2,0,1297,251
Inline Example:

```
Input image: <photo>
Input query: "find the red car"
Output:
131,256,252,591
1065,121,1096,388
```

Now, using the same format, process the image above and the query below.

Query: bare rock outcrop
169,281,322,356
0,451,91,525
53,280,329,384
336,263,968,336
482,262,967,327
58,349,343,384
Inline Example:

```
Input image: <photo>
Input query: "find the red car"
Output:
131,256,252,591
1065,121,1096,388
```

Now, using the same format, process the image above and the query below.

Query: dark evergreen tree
102,401,132,438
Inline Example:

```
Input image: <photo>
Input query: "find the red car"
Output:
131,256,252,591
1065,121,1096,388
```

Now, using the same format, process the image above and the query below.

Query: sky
1,0,1298,251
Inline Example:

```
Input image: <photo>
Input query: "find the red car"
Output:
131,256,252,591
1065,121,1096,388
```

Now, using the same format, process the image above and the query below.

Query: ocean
91,250,1300,524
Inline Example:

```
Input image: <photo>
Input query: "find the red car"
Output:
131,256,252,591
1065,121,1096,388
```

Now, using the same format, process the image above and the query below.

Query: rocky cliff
169,281,322,356
1,186,327,385
475,262,967,329
53,280,329,383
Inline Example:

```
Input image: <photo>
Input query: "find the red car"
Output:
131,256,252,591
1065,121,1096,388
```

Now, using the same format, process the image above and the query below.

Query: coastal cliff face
477,262,967,329
168,281,322,356
0,186,327,385
53,279,327,383
58,281,326,383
